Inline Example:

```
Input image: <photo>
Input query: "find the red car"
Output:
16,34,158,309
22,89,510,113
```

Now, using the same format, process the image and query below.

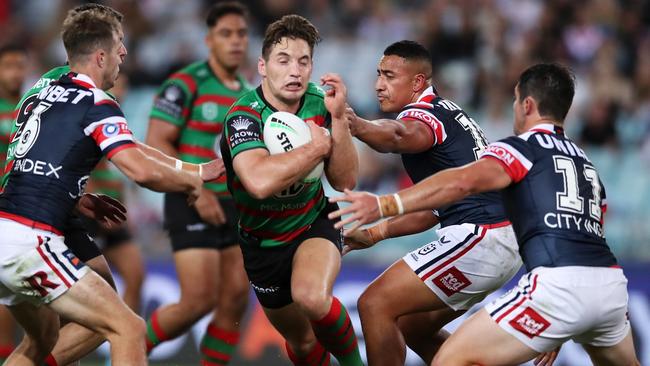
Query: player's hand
76,193,127,230
345,106,360,135
194,188,226,226
185,173,204,206
200,158,225,182
342,228,375,255
321,73,347,119
307,120,332,158
534,347,560,366
328,189,381,233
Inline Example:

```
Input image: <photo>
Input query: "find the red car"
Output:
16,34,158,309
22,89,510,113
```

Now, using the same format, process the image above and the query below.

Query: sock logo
432,266,471,296
509,307,551,338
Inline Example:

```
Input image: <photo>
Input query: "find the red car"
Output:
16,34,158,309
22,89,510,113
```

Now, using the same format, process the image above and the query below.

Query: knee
357,287,384,318
292,286,330,320
219,283,249,315
180,289,218,317
287,336,318,357
115,314,146,340
22,322,59,358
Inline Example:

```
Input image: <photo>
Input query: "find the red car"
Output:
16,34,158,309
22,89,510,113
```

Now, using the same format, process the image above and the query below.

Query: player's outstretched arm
347,107,433,154
110,147,203,203
329,158,512,232
233,121,331,199
343,210,438,254
321,73,358,191
135,141,225,181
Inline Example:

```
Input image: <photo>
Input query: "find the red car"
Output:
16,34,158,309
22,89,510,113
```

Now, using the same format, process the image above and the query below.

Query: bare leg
104,241,145,313
397,311,457,363
146,248,219,348
432,309,539,366
46,255,115,365
583,330,640,366
48,272,147,365
358,259,459,366
4,304,59,366
0,306,17,360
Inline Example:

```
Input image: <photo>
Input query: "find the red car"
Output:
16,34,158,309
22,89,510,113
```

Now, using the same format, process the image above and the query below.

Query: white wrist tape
198,164,203,179
175,159,183,170
393,193,405,215
376,195,385,218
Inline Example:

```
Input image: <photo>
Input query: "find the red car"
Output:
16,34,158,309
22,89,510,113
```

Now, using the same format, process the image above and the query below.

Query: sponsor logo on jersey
485,145,515,165
432,266,471,296
102,123,120,137
186,223,207,232
202,102,219,120
399,109,435,124
13,159,62,179
228,116,259,147
274,182,305,199
250,282,279,294
232,116,253,131
509,307,551,338
164,85,182,101
418,242,439,256
62,249,84,270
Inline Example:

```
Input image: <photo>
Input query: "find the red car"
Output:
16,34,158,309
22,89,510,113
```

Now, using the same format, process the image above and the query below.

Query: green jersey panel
1,66,70,188
0,98,16,172
222,83,331,248
149,61,251,194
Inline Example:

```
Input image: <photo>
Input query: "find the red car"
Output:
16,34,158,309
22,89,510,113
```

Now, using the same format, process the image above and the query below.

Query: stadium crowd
1,0,649,261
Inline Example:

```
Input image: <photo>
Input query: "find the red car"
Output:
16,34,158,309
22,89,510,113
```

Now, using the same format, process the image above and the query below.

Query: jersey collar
416,86,437,104
67,72,97,89
529,123,564,135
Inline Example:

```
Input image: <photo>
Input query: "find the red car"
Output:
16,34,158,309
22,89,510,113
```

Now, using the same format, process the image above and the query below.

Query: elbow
131,170,156,187
330,176,357,192
241,177,274,200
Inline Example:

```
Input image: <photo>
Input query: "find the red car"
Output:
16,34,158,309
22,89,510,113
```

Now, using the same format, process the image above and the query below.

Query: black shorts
63,216,102,263
81,217,132,250
239,202,343,309
164,193,239,252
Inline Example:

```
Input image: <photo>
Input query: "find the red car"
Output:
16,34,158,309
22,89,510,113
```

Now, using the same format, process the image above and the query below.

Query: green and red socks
200,324,239,365
286,341,331,366
311,297,363,366
145,310,171,353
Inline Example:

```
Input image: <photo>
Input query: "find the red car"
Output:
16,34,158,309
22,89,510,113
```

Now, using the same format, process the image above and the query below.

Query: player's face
375,55,417,113
259,37,312,106
206,14,248,71
0,51,28,96
102,29,127,90
513,84,526,134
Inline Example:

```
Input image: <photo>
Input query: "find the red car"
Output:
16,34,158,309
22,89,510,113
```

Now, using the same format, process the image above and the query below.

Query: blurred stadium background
1,0,650,365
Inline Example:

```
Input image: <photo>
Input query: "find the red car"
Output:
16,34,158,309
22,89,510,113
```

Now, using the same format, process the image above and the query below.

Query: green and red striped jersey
1,66,70,189
0,98,17,172
149,61,251,196
88,158,124,201
222,83,331,248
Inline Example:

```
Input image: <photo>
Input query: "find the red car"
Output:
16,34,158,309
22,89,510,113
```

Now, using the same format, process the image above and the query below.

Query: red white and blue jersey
480,123,617,271
0,73,136,233
397,87,507,227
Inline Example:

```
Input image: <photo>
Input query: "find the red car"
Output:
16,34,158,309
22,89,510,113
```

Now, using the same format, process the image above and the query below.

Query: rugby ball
263,111,324,182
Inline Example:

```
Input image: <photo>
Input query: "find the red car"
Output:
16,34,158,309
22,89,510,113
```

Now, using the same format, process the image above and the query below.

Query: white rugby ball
263,111,324,182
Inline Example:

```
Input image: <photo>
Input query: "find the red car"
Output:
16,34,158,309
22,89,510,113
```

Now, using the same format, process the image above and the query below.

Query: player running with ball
221,14,363,366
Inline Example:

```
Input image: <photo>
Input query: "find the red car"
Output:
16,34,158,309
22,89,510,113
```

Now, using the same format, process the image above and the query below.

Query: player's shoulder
24,65,71,99
226,88,263,118
305,82,326,100
163,61,208,91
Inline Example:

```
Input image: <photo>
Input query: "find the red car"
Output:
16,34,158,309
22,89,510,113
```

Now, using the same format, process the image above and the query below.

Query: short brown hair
262,15,321,59
206,1,248,28
61,4,124,64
